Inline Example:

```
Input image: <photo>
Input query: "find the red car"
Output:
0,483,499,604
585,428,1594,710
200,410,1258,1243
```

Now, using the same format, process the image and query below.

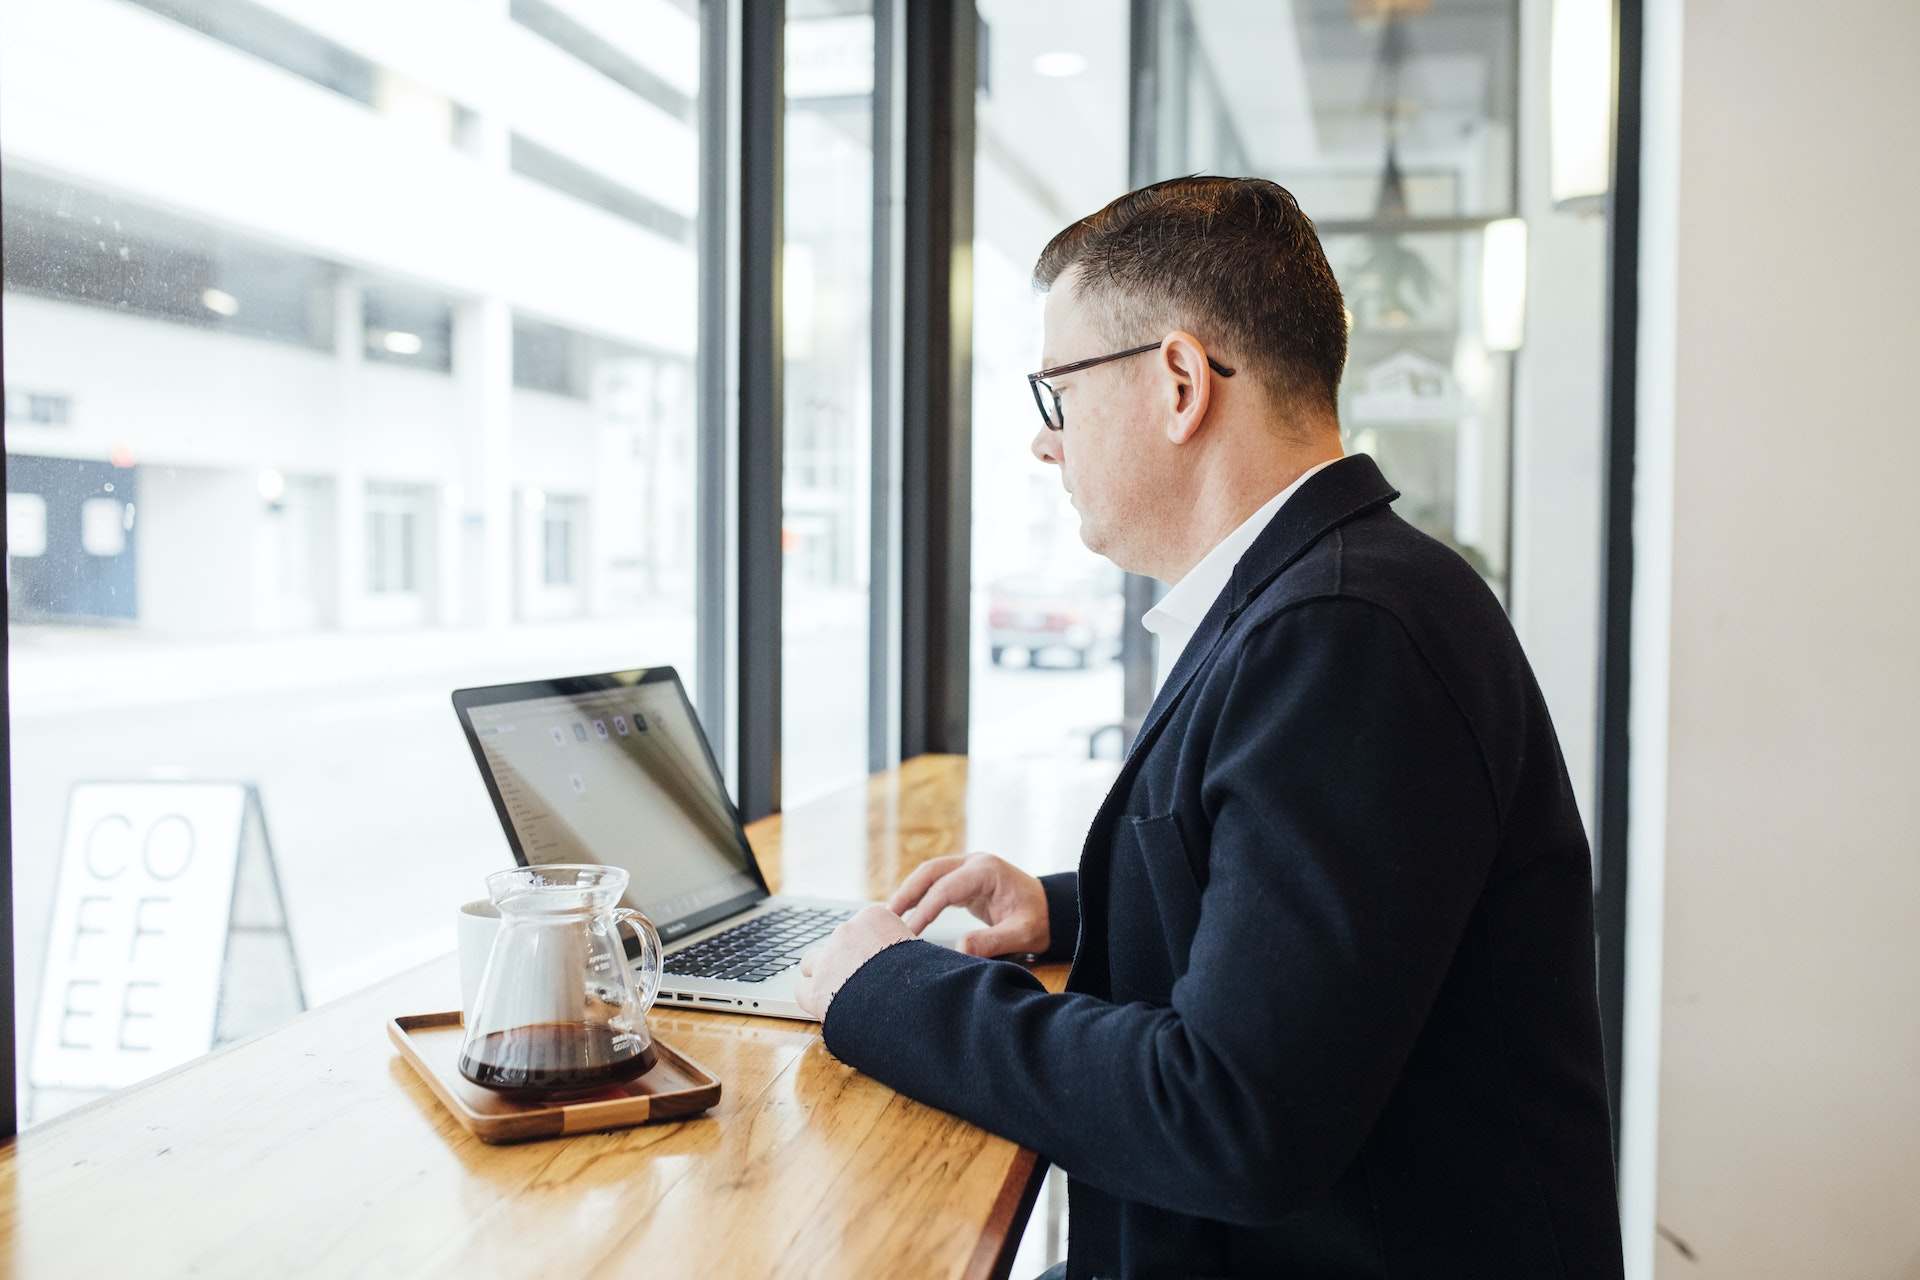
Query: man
796,177,1624,1279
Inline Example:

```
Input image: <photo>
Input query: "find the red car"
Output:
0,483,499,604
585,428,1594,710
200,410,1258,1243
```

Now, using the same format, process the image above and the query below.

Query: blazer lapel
1066,453,1402,990
1124,584,1234,767
1123,453,1401,768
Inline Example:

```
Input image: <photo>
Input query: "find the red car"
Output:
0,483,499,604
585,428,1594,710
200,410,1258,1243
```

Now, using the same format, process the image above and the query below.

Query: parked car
987,568,1123,669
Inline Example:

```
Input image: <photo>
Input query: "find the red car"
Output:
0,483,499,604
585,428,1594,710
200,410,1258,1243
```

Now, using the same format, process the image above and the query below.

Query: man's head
1029,176,1348,579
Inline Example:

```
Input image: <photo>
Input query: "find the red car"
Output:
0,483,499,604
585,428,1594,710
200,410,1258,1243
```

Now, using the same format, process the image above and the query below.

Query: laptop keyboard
663,906,858,984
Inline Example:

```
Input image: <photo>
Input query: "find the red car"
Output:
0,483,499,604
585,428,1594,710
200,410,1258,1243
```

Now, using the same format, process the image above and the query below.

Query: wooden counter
0,754,1117,1278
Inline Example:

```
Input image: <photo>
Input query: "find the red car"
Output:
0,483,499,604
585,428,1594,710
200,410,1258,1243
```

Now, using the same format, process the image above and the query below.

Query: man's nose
1031,426,1062,466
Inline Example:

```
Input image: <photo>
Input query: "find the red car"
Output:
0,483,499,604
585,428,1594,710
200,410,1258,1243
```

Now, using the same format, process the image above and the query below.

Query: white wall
1623,3,1920,1276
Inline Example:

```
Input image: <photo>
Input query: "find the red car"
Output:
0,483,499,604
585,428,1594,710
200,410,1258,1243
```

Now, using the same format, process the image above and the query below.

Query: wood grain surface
0,753,1117,1279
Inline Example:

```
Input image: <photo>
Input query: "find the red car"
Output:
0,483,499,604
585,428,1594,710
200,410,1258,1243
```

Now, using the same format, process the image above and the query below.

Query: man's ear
1159,330,1215,445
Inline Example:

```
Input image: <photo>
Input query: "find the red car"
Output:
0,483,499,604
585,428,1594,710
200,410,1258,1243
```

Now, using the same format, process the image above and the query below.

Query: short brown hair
1034,176,1347,415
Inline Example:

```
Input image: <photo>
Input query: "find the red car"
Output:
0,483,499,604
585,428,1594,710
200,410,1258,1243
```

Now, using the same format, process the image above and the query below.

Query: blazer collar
1224,451,1400,618
1121,452,1400,765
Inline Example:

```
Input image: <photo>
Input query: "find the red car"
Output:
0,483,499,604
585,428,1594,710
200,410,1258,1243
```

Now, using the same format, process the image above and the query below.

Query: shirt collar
1142,456,1343,658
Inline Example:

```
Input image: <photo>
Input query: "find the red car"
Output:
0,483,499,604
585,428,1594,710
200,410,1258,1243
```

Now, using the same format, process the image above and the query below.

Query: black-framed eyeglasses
1027,341,1235,432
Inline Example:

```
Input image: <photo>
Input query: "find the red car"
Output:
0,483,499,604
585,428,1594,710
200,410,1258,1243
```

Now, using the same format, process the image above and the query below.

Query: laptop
451,666,970,1021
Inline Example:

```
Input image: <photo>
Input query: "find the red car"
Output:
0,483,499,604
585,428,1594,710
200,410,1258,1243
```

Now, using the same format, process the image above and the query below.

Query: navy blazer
824,454,1624,1279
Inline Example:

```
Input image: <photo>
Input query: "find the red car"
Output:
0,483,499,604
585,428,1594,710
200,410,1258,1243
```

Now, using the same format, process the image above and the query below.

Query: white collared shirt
1142,456,1345,675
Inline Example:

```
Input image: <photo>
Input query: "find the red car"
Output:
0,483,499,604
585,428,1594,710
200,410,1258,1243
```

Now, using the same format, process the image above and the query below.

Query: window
781,0,876,805
7,492,47,558
1137,0,1608,830
4,0,708,1125
542,496,582,588
5,391,73,426
969,2,1131,765
1143,0,1521,609
362,287,453,372
79,497,128,557
365,482,427,595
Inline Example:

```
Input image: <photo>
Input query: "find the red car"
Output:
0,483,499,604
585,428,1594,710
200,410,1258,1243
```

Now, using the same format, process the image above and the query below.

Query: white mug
456,898,501,1023
457,892,588,1025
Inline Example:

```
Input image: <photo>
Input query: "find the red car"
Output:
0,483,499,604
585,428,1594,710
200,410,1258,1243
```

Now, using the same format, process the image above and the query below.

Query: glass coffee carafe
458,863,664,1098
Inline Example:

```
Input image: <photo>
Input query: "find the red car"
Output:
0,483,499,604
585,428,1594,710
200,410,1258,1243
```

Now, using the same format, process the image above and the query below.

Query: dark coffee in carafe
457,1021,657,1097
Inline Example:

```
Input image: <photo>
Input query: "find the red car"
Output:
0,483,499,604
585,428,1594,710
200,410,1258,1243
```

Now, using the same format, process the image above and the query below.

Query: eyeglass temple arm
1030,345,1236,382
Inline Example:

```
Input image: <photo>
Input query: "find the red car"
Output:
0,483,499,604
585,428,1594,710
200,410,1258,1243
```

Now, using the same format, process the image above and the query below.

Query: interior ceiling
1190,0,1511,175
974,0,1130,225
1184,0,1320,169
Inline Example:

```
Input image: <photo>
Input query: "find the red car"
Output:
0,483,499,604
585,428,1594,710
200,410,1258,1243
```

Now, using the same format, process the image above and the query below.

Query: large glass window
781,0,876,805
1140,0,1607,827
3,0,706,1124
1145,0,1521,618
969,0,1131,767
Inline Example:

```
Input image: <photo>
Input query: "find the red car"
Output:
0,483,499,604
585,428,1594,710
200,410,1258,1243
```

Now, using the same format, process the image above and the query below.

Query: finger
887,855,965,915
799,945,819,977
901,864,985,935
959,921,1034,958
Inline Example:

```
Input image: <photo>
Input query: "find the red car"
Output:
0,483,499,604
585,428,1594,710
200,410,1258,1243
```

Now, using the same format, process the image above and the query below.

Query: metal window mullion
735,0,784,820
1120,0,1167,743
869,0,907,774
1594,0,1644,1151
696,0,739,783
900,0,975,759
0,157,15,1140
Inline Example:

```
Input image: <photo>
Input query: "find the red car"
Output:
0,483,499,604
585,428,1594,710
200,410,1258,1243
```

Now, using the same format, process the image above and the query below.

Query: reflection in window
1144,0,1520,603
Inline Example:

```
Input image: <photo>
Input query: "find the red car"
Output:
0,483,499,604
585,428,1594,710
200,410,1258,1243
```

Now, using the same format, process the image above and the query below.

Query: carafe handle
613,907,664,1014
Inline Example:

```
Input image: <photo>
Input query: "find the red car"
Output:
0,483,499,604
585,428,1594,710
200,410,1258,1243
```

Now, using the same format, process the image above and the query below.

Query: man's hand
888,853,1051,959
795,905,912,1020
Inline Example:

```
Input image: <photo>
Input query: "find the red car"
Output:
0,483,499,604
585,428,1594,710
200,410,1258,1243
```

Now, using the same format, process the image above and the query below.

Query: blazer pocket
1110,812,1206,1000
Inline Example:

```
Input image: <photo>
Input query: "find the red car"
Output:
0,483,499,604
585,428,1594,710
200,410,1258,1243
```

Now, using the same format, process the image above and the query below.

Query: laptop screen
454,670,767,943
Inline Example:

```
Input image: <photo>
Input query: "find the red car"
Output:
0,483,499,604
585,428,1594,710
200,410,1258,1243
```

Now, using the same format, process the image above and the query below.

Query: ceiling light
783,244,815,360
257,468,286,502
1550,0,1613,209
1480,218,1528,352
200,287,239,317
1032,51,1087,78
382,330,424,356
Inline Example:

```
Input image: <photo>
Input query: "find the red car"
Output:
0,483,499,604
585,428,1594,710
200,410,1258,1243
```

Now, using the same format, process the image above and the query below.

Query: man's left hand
795,904,914,1020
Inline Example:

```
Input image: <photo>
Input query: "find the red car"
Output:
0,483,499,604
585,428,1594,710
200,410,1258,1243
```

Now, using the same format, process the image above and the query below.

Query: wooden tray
388,1011,722,1144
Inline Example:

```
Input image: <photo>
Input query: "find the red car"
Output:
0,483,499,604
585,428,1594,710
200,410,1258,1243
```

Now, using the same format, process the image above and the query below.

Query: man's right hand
887,853,1050,958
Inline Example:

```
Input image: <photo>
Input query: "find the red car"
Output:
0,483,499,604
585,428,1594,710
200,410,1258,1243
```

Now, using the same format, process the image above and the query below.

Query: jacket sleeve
1037,871,1079,962
821,598,1503,1226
